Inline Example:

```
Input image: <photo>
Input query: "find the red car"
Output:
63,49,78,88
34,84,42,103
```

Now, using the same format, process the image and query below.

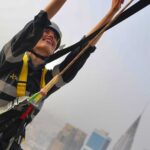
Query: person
0,0,123,149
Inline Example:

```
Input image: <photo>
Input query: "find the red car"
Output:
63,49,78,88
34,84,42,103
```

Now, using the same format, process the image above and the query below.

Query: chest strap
17,53,47,97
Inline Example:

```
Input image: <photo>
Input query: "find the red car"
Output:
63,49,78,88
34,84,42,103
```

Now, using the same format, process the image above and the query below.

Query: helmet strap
29,50,49,61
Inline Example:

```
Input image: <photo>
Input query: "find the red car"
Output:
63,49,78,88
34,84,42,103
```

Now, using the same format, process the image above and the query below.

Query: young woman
0,0,123,149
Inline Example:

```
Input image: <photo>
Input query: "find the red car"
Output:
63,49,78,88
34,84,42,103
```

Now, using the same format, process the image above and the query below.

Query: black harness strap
108,0,150,30
45,0,149,64
45,26,104,64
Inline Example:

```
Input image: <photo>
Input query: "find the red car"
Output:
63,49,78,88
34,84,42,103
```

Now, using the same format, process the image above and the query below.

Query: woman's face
33,28,59,57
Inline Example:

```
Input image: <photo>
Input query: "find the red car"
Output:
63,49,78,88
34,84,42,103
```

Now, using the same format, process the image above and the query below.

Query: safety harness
0,54,48,149
17,53,47,120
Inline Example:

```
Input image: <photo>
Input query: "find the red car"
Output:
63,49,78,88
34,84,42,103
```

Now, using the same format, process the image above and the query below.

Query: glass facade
87,132,106,150
81,129,111,150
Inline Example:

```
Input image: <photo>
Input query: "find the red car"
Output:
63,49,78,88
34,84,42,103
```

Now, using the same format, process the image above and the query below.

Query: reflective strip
0,100,13,115
3,42,23,63
0,99,10,107
0,80,17,97
6,137,15,150
0,96,29,114
52,65,66,87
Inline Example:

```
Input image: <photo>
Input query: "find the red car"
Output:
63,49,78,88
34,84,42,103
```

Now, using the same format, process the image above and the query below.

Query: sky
0,0,149,150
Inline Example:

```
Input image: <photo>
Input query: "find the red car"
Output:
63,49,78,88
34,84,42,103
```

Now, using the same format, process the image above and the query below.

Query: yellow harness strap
17,53,47,97
40,68,47,89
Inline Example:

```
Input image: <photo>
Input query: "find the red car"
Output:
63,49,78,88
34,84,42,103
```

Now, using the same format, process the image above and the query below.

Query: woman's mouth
43,38,53,45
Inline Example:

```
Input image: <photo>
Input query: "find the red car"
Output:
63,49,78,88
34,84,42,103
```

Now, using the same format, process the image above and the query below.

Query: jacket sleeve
60,45,96,83
0,11,50,67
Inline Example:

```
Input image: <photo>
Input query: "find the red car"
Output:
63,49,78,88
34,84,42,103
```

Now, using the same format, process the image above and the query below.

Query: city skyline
22,109,147,150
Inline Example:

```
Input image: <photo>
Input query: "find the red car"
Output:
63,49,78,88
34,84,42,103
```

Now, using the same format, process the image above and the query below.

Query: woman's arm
86,0,124,46
44,0,67,19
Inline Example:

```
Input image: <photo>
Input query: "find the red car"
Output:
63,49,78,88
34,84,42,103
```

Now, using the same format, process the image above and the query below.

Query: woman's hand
111,0,124,12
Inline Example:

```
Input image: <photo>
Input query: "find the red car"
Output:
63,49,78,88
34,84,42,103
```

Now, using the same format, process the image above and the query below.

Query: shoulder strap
17,54,28,97
40,68,47,88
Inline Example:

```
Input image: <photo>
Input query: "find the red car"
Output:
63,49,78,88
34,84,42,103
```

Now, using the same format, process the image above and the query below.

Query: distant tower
81,129,111,150
112,114,142,150
47,123,87,150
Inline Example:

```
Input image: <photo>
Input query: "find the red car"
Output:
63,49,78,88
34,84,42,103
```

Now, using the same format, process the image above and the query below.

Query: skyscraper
81,129,111,150
112,114,142,150
47,123,87,150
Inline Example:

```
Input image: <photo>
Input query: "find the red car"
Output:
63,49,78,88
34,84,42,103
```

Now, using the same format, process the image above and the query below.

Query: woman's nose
46,31,51,36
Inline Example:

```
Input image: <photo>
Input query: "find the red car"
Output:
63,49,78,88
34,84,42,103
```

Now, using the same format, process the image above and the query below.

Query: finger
40,89,47,97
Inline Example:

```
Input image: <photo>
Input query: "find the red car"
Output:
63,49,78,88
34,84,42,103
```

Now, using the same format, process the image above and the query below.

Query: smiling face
33,28,59,58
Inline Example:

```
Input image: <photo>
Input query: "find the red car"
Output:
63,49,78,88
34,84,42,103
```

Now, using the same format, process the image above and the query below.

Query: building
47,123,87,150
81,129,111,150
112,114,142,150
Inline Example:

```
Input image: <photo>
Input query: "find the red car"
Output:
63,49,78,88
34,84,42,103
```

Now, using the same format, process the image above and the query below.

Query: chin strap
29,50,49,61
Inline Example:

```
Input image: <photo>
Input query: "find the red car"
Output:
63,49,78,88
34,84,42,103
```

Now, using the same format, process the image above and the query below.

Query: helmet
46,22,62,50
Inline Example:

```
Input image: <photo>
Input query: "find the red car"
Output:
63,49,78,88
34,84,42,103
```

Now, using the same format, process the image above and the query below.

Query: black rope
108,0,150,30
45,0,149,64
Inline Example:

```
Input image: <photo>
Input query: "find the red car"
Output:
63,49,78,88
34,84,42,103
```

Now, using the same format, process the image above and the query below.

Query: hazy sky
0,0,149,149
